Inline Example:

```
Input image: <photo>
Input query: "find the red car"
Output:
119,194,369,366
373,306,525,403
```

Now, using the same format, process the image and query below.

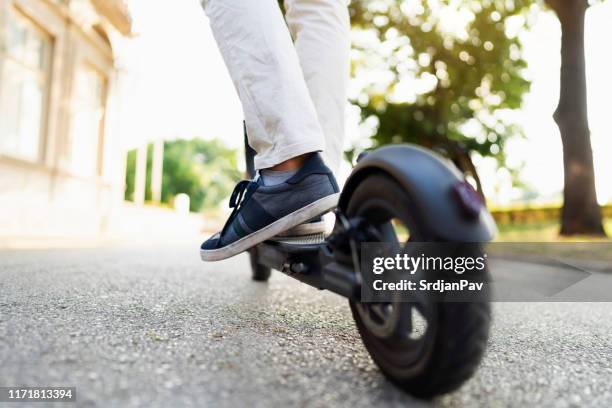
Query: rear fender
339,144,497,242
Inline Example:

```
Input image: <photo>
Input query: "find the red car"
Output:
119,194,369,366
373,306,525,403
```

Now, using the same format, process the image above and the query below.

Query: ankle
268,153,312,171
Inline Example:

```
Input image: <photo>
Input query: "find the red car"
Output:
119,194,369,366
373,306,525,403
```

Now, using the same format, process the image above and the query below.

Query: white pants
202,0,350,172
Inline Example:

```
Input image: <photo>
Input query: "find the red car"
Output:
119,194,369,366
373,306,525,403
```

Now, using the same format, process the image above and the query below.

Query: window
0,6,52,161
67,64,107,176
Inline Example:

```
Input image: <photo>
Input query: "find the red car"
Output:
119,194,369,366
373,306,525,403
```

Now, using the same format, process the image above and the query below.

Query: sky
121,0,612,206
119,0,243,148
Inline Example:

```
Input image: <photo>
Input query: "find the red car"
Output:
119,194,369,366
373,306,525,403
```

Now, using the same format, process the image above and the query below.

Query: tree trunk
546,0,606,236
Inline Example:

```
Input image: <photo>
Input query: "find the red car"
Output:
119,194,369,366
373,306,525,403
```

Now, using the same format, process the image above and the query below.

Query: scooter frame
243,124,497,397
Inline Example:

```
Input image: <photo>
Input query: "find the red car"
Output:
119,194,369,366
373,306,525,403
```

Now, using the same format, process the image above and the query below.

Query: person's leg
283,0,351,174
200,0,341,261
202,0,325,170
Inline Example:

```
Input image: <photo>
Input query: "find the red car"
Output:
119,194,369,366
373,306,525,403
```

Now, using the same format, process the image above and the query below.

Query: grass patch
496,218,612,242
493,218,612,264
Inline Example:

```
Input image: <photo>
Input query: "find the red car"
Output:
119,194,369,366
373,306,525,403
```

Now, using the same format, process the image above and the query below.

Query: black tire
346,173,491,398
249,247,271,282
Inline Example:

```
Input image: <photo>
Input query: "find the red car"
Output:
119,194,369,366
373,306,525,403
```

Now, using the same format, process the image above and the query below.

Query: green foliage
348,0,532,175
124,139,241,212
161,139,241,212
145,143,154,202
124,150,136,201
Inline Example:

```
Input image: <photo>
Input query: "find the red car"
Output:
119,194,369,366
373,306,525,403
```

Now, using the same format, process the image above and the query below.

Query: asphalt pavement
0,246,611,407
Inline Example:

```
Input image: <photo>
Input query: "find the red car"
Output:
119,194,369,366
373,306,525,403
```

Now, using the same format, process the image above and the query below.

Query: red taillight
452,181,484,218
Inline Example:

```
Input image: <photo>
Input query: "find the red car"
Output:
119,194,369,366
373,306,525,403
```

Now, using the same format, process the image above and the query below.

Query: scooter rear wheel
346,173,490,398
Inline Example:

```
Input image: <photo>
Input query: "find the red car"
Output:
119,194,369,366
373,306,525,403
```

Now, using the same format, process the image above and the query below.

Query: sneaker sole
200,193,340,262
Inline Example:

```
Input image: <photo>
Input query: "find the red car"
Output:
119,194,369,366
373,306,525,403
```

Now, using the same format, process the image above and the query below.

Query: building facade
0,0,131,240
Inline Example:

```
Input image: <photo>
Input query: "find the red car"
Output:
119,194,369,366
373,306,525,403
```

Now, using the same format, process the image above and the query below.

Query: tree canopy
161,139,241,211
348,0,532,191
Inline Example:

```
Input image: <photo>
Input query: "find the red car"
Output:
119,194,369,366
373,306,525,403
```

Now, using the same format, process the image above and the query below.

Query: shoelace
220,179,256,238
229,179,252,209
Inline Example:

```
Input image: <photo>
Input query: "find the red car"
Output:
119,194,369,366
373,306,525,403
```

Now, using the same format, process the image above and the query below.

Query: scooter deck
268,232,327,246
258,238,324,256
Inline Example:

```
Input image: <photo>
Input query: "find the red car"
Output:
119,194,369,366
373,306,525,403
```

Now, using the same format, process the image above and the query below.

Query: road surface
0,247,611,407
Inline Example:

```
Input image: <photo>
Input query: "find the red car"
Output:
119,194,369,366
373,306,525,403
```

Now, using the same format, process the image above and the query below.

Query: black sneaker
200,153,340,261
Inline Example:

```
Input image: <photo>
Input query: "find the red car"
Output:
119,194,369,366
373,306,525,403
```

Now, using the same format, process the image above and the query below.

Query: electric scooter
243,130,497,398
